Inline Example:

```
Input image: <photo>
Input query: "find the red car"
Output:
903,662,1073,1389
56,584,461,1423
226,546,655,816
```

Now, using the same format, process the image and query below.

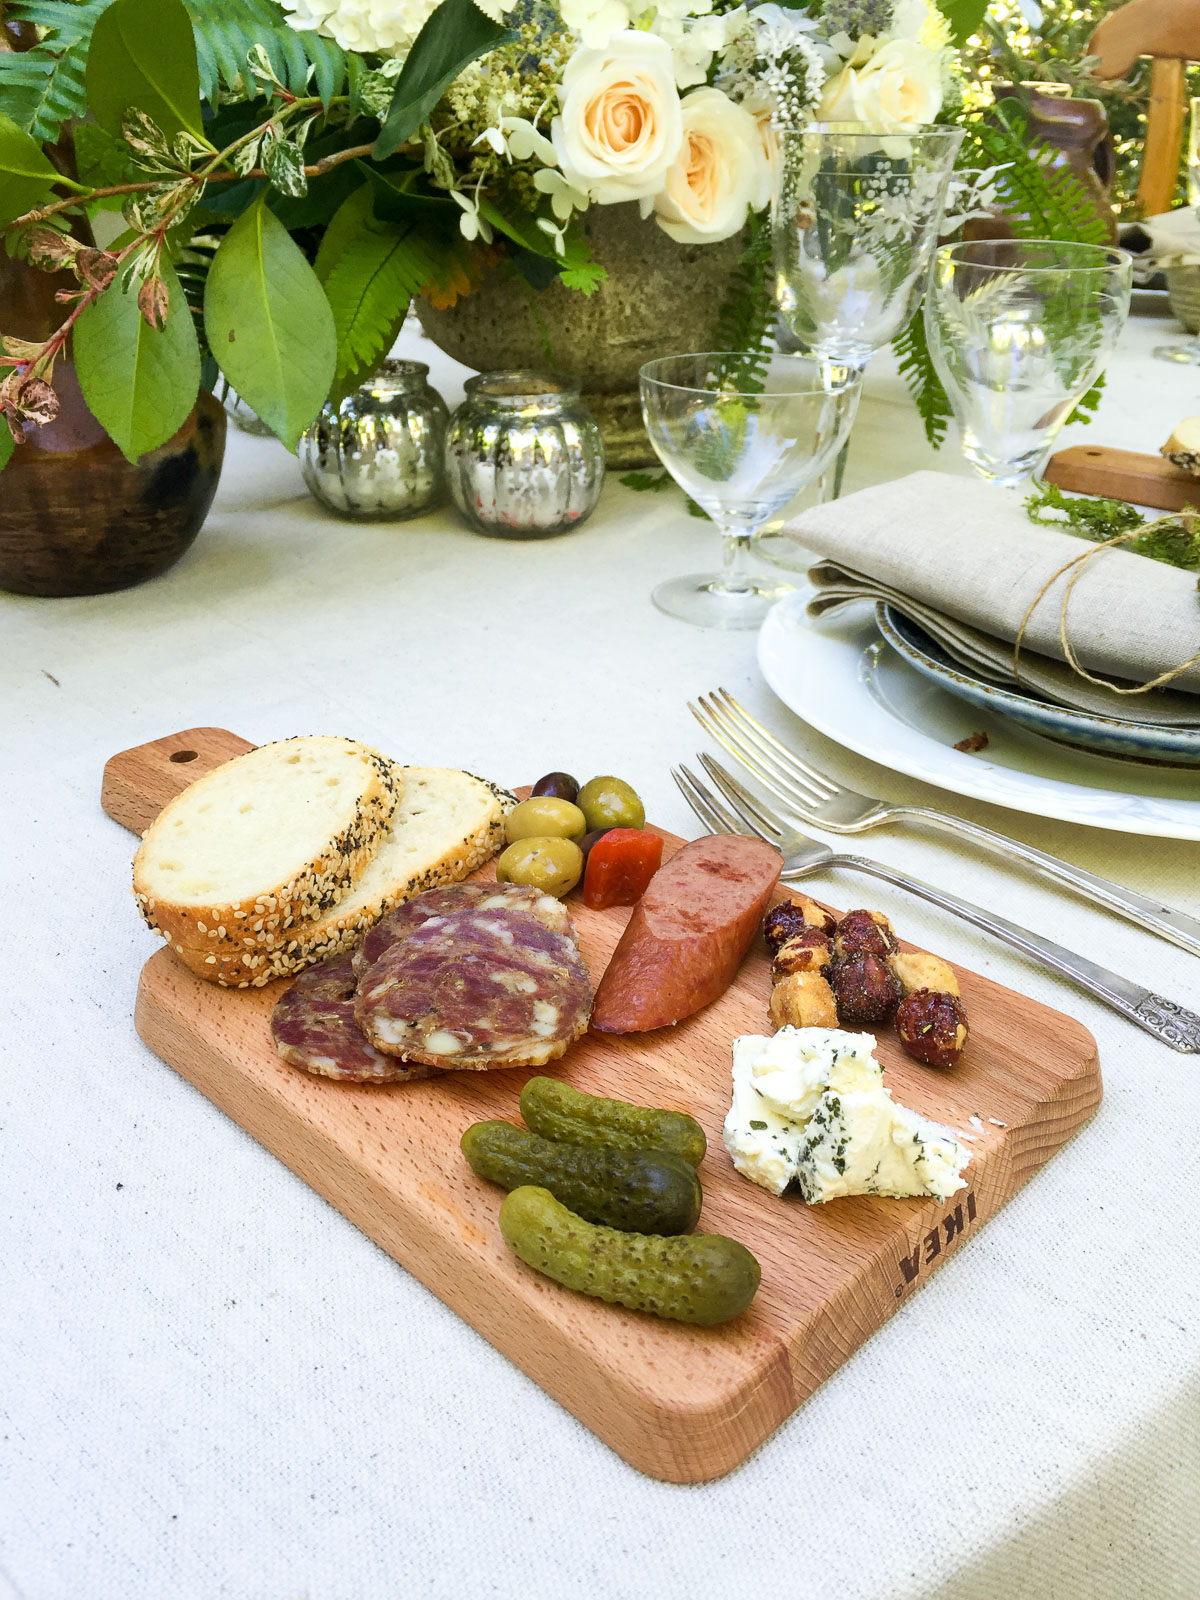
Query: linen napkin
790,472,1200,727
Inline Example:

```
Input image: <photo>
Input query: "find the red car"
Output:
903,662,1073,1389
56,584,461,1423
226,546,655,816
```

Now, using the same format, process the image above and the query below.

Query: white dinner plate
757,588,1200,841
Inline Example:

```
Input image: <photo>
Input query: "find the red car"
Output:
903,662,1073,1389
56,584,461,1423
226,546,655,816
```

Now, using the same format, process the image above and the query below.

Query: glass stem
813,355,867,505
714,517,757,595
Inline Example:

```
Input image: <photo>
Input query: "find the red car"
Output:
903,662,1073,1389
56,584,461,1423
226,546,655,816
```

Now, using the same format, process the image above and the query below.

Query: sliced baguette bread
135,736,402,959
171,766,516,987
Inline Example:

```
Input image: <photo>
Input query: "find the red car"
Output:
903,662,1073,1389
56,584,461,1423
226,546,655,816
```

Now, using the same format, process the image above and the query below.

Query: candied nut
763,896,837,953
769,971,839,1030
895,989,969,1069
890,950,959,998
830,952,901,1025
771,926,832,979
834,908,898,961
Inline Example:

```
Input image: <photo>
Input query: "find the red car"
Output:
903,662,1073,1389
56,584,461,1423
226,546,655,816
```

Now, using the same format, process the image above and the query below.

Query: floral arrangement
0,0,1098,473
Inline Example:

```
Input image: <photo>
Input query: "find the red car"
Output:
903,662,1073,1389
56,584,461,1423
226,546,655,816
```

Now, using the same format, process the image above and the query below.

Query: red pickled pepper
582,828,664,910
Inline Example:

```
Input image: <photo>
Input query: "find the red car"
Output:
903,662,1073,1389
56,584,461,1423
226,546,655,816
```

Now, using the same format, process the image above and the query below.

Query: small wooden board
1043,444,1200,512
105,729,1102,1484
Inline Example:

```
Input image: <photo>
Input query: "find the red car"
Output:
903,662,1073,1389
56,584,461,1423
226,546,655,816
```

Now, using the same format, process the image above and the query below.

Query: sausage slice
591,834,782,1033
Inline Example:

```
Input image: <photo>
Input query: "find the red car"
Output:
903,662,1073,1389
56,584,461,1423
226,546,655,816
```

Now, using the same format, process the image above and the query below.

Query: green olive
505,797,587,846
576,776,645,833
495,836,584,898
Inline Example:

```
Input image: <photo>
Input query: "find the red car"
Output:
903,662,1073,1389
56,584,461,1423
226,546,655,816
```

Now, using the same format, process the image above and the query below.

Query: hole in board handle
169,750,199,764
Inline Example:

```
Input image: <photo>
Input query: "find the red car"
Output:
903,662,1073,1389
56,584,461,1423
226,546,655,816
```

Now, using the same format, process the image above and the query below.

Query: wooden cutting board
103,728,1103,1484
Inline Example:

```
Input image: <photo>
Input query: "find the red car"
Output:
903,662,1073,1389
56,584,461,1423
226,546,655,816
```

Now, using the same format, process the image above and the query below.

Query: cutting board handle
102,727,254,836
1042,444,1200,512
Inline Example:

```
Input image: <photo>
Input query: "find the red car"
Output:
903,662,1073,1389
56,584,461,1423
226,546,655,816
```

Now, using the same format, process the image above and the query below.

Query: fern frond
712,210,774,392
316,183,453,400
0,0,112,143
183,0,349,105
894,309,952,449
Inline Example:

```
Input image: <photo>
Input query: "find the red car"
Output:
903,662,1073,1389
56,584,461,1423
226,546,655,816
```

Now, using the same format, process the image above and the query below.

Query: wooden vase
0,253,226,598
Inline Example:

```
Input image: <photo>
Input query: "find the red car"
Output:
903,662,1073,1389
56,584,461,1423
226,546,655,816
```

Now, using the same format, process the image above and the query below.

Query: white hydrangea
283,0,514,57
558,0,632,50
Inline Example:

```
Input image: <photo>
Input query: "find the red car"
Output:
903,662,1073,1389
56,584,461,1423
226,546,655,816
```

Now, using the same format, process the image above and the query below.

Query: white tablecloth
4,300,1199,1600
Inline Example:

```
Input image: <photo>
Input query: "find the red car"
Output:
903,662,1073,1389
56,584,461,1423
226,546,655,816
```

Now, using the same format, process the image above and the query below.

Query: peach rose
651,87,769,244
552,32,683,204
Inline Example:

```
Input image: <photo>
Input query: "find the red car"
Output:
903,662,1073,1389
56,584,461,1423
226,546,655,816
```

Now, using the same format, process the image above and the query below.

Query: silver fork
691,687,1200,962
672,757,1200,1053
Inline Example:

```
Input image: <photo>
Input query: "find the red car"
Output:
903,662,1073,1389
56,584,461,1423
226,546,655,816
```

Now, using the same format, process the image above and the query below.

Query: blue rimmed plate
875,604,1200,768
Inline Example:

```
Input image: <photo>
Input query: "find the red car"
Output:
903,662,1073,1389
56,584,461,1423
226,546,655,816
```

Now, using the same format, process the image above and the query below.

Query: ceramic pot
417,203,746,468
969,87,1118,245
0,254,226,597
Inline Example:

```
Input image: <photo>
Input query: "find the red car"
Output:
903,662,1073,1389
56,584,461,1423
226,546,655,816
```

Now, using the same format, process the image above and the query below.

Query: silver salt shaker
444,371,605,538
298,360,448,519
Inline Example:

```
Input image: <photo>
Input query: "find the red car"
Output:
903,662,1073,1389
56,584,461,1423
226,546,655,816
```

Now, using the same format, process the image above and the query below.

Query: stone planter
417,203,746,469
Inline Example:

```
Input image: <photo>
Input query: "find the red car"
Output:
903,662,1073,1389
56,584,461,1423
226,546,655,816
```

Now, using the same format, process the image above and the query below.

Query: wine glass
639,352,860,630
759,123,962,567
772,124,964,374
924,238,1132,487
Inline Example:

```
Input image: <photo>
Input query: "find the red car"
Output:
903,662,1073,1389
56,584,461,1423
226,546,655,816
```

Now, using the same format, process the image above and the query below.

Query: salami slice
355,907,592,1070
352,881,575,976
271,953,434,1084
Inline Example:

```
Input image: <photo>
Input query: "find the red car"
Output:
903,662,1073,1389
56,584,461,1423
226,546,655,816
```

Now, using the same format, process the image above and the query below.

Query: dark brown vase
0,254,226,598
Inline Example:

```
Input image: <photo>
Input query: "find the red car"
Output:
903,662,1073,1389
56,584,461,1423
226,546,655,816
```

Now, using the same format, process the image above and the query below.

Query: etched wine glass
924,238,1132,487
760,123,963,567
639,352,860,630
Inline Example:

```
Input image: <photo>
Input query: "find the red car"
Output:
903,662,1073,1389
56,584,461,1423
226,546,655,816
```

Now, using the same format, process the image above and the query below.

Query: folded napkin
791,472,1200,728
1126,209,1200,271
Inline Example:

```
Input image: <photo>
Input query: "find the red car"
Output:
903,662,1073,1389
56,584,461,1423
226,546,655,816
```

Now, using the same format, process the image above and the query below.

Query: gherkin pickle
500,1187,760,1326
521,1076,706,1167
461,1121,702,1234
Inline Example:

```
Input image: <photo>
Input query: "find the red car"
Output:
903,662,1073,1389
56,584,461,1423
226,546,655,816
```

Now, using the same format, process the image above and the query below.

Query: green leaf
87,0,202,141
934,0,989,48
0,0,110,144
316,181,450,401
0,419,15,475
0,112,62,224
373,0,516,160
74,263,201,462
203,196,336,450
894,308,951,449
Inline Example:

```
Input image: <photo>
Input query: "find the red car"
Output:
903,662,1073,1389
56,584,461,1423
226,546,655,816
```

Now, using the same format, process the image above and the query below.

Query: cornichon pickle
499,1187,760,1326
461,1120,702,1235
520,1077,707,1168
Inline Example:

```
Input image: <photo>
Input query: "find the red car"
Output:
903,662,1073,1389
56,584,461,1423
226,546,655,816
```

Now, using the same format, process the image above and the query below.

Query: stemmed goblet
761,123,962,566
923,239,1132,487
639,352,860,630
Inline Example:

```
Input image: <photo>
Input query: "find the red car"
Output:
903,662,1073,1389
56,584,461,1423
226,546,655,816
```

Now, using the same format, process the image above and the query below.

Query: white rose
817,39,943,130
552,33,684,205
650,87,769,245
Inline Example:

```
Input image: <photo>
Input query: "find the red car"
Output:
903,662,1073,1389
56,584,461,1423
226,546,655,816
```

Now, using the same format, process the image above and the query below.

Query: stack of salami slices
133,735,516,987
272,882,594,1083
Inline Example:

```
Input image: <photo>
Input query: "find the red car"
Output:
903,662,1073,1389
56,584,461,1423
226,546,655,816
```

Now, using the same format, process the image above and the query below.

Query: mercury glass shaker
298,360,449,519
444,371,605,538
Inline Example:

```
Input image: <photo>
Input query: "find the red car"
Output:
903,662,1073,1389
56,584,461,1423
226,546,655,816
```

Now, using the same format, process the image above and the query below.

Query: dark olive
531,771,580,804
578,827,615,862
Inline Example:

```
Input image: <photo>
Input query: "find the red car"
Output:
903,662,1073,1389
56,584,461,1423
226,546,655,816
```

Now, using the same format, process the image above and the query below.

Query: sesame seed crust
166,765,515,988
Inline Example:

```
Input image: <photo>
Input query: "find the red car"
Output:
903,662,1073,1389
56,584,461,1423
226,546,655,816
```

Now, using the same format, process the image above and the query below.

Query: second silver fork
690,687,1200,962
673,757,1200,1054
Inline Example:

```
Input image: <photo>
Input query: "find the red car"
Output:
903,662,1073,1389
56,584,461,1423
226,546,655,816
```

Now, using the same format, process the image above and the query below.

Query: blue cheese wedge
724,1027,969,1204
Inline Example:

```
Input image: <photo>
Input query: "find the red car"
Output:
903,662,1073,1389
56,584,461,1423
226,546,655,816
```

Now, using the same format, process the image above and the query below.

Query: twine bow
1013,515,1200,696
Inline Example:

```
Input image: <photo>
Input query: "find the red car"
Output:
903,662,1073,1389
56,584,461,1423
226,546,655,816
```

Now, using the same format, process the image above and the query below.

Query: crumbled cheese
724,1027,970,1204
